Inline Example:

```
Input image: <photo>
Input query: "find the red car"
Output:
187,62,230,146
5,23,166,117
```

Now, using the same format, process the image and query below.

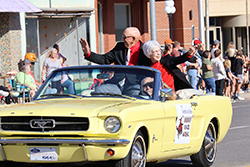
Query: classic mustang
0,65,232,167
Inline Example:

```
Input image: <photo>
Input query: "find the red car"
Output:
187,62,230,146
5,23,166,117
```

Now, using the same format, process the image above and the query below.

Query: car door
161,97,199,152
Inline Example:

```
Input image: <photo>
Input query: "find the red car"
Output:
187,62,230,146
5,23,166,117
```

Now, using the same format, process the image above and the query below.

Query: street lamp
164,0,176,39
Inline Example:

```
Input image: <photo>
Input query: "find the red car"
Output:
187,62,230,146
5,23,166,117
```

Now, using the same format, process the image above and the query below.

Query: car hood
0,98,143,117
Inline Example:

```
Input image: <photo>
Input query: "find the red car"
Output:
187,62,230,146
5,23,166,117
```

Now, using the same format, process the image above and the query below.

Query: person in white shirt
211,49,227,96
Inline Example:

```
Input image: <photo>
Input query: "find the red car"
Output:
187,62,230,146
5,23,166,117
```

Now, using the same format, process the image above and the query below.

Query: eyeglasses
122,35,134,40
151,49,162,54
142,82,153,89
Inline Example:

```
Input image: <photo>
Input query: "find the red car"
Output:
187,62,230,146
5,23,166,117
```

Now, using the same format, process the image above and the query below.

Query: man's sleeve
171,52,193,66
84,43,123,65
84,51,114,65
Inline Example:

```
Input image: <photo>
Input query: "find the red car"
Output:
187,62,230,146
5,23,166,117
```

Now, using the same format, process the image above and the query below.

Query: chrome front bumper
0,138,130,161
0,138,130,145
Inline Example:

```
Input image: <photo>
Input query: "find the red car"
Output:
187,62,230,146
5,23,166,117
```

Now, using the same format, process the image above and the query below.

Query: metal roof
27,7,95,17
0,0,41,13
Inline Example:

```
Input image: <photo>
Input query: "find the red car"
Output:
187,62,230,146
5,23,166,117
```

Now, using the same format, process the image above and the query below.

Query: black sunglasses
122,35,134,40
143,82,153,88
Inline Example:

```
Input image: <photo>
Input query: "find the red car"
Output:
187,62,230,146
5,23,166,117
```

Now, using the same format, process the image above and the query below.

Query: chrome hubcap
204,122,216,162
131,136,146,167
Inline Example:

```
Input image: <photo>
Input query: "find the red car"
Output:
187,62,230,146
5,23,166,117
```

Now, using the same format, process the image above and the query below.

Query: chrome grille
0,116,89,132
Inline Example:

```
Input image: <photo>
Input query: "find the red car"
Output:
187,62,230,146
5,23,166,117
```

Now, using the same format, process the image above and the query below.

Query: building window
222,27,233,53
209,17,221,26
114,4,131,42
26,18,39,56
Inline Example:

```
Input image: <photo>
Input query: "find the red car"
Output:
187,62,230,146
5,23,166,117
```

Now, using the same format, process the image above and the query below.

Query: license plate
30,147,58,161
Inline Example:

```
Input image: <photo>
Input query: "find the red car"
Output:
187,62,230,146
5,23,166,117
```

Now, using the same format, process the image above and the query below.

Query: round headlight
104,116,121,133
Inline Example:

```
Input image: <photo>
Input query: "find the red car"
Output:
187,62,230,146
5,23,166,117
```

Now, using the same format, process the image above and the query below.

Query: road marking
229,126,249,130
232,105,250,109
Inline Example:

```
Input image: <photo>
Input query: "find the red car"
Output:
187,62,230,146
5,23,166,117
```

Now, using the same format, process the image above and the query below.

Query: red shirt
151,61,175,91
128,41,140,66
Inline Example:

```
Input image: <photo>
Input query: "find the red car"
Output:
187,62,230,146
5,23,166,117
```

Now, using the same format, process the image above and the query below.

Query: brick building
95,0,200,54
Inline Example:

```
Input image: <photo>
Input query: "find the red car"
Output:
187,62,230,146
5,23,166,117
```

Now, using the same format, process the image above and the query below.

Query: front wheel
190,122,217,167
115,131,146,167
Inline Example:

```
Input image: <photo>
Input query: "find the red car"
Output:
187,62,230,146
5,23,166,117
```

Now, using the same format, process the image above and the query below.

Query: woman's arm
168,47,196,65
41,65,46,83
227,71,233,80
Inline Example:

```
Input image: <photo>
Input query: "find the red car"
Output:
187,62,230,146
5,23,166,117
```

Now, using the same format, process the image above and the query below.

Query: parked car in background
0,65,232,167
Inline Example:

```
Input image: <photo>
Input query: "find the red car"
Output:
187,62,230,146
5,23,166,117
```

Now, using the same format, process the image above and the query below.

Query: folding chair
8,78,30,103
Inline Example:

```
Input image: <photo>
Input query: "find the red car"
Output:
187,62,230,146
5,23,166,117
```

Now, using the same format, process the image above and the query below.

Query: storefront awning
0,0,41,13
28,7,95,17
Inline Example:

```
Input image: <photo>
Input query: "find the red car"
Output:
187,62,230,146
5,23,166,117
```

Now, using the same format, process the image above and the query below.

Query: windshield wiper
91,92,136,101
40,93,82,99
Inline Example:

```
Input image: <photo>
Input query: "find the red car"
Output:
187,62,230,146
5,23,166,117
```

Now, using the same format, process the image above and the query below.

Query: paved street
3,93,250,167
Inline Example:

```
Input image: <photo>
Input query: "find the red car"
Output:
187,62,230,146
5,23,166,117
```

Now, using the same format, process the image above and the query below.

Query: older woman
143,40,194,92
41,48,61,93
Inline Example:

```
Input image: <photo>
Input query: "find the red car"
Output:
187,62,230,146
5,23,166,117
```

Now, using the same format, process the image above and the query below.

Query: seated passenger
141,77,154,97
141,77,177,100
143,40,194,91
94,71,141,96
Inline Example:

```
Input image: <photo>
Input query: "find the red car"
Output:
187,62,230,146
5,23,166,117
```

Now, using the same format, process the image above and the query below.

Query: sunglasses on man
122,35,134,40
142,82,153,89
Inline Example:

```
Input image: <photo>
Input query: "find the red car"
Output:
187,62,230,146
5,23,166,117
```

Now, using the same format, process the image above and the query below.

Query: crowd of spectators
3,27,249,104
173,39,249,102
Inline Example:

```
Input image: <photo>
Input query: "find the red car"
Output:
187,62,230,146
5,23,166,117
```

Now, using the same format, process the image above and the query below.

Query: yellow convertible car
0,65,232,167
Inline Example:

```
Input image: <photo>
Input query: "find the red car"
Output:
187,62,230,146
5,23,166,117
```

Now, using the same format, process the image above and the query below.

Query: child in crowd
211,49,227,96
201,50,215,94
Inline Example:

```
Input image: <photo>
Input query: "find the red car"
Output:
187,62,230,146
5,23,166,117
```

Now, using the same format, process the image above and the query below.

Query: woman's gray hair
143,40,161,58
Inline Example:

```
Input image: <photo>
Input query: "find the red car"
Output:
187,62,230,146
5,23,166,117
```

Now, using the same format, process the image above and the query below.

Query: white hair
143,40,161,58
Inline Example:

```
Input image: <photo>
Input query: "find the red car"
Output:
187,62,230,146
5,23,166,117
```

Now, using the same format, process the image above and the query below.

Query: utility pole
198,0,205,44
150,0,157,41
246,0,249,58
205,0,210,50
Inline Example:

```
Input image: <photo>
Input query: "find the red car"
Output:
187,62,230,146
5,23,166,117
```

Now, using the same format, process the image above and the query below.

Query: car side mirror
160,88,173,102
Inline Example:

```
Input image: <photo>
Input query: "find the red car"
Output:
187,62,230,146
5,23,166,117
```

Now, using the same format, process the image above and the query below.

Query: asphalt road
6,97,250,167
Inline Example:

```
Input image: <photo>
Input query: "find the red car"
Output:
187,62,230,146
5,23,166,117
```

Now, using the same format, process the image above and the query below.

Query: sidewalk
239,91,250,100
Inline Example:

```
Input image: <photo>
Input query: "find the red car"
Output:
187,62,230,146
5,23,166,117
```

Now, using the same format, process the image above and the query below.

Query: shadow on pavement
146,159,193,167
8,159,194,167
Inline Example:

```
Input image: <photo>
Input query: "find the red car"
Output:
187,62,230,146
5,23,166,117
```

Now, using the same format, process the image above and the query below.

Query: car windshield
34,66,158,100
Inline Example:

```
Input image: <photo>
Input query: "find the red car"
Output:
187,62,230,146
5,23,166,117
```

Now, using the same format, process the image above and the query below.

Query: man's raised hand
80,38,90,56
